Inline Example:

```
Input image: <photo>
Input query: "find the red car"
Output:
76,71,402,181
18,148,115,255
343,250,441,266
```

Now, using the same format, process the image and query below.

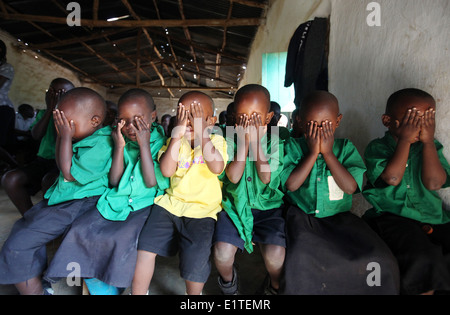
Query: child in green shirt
213,84,287,295
45,88,169,294
0,87,112,295
363,88,450,294
280,91,399,295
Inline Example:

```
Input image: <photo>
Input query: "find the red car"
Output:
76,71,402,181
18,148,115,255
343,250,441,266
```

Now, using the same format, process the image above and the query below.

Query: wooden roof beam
0,13,262,28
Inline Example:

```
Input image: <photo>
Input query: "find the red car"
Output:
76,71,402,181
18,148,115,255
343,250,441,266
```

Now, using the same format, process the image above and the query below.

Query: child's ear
265,111,274,125
335,114,343,128
209,116,217,125
151,110,157,123
382,114,391,127
91,115,101,128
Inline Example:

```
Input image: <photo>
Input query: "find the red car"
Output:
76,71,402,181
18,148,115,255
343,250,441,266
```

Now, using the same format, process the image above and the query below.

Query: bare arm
420,108,447,190
159,105,186,178
249,113,271,184
321,121,357,195
53,109,75,182
134,117,156,188
286,122,320,192
381,109,421,186
189,102,224,175
226,114,249,184
109,120,126,187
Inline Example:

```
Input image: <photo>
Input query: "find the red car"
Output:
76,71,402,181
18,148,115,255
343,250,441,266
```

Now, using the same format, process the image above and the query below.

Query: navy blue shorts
0,196,99,284
213,207,286,251
138,204,216,283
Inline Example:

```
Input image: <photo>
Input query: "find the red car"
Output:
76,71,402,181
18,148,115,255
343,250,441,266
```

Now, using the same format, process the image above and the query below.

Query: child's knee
213,242,237,264
2,169,25,189
261,244,286,268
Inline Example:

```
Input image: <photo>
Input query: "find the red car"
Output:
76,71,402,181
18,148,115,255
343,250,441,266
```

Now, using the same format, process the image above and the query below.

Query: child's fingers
59,110,70,126
402,108,413,125
413,110,422,127
135,117,148,131
53,109,61,125
310,121,318,138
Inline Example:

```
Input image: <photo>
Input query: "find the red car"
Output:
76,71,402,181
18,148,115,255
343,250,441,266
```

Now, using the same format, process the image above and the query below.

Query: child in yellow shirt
132,91,227,295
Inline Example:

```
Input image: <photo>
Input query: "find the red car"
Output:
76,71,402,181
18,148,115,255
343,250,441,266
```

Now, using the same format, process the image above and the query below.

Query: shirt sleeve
435,140,450,188
341,140,367,192
364,139,391,186
279,137,303,192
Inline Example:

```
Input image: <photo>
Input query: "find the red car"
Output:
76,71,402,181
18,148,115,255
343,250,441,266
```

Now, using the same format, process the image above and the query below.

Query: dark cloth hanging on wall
285,17,329,108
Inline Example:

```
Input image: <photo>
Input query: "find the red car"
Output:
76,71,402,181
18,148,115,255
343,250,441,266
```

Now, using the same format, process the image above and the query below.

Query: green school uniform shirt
31,110,56,160
280,137,366,218
220,130,287,253
44,126,113,205
96,123,169,221
362,132,450,224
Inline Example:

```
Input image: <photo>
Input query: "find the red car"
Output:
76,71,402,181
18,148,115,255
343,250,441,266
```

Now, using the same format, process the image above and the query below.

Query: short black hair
118,88,156,111
50,78,75,90
59,87,107,120
178,91,215,114
234,84,270,111
299,90,339,120
386,88,434,115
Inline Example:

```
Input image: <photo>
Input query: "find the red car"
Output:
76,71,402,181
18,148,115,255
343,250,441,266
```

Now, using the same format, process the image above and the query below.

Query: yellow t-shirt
155,134,227,220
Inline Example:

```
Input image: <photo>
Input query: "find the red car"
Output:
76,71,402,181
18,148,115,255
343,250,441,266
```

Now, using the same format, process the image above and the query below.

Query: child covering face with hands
132,91,227,295
0,88,113,295
363,88,450,295
214,84,287,295
45,89,168,294
280,91,399,295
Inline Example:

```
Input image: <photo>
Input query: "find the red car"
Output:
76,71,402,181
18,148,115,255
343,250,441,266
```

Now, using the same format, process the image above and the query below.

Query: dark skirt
45,206,151,288
367,213,450,295
280,205,400,295
0,197,99,284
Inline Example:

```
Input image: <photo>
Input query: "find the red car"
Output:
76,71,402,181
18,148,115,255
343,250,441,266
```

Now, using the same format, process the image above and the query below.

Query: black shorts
138,204,216,283
213,207,286,251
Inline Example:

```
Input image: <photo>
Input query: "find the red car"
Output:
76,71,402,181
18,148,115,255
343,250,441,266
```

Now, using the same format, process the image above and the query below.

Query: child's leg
15,277,43,295
213,242,238,282
259,244,285,290
132,250,157,295
213,211,245,285
178,217,215,295
1,169,33,215
185,280,205,295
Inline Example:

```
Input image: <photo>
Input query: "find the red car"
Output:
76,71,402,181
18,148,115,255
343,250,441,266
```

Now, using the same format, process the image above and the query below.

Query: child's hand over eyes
188,102,207,141
53,109,75,140
235,114,249,141
320,120,335,155
419,108,436,144
133,117,151,147
396,108,422,144
112,119,126,149
173,103,188,139
305,121,321,156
